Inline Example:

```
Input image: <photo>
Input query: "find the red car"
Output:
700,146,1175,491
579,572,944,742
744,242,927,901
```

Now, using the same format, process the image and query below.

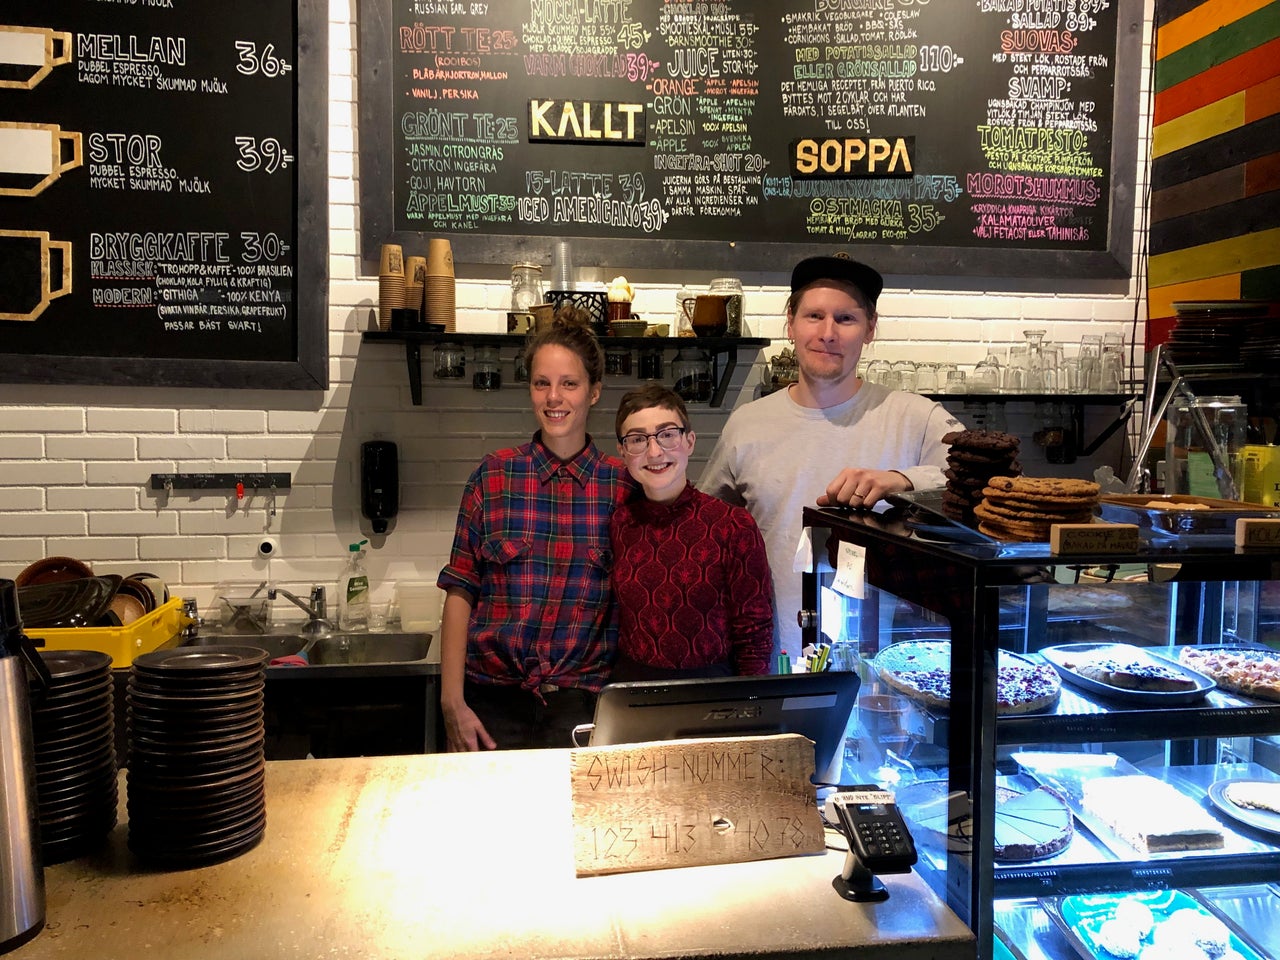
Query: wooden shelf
362,331,770,407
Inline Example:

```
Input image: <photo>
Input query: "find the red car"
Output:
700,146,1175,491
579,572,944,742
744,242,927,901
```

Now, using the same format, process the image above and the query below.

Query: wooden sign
1050,522,1139,555
1236,518,1280,548
570,734,825,877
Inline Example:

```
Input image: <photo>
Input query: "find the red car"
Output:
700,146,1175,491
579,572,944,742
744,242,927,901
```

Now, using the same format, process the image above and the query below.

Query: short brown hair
615,382,691,439
523,302,605,384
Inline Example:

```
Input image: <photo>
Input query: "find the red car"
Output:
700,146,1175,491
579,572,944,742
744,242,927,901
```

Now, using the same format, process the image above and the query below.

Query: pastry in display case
802,504,1280,960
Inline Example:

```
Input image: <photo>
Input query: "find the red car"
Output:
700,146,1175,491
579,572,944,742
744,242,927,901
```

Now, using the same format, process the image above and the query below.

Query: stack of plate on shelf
31,650,118,864
1167,301,1270,366
125,646,268,867
1240,309,1280,372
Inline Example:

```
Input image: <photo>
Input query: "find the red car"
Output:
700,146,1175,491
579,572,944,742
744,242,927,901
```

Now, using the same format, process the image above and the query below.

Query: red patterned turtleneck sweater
608,484,774,675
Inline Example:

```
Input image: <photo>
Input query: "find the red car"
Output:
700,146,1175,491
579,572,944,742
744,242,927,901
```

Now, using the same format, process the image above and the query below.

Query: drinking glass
971,353,1002,392
944,369,967,394
865,359,891,384
1003,345,1029,393
853,694,920,789
914,362,939,393
892,360,918,392
1079,335,1102,392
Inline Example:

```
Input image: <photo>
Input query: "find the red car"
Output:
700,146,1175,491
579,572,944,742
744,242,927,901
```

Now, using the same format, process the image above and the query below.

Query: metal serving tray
1097,494,1280,543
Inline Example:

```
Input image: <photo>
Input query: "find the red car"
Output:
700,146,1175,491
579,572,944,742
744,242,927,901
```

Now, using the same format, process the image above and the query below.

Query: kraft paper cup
0,122,82,197
0,26,73,90
405,255,427,285
379,243,405,277
425,238,453,277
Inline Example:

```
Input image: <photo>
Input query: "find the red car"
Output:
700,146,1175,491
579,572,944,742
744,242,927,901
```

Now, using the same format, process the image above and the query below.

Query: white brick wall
0,0,1154,621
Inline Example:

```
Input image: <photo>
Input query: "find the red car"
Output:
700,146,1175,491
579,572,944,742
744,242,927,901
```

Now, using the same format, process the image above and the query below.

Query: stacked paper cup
403,255,426,321
424,238,455,331
378,244,406,331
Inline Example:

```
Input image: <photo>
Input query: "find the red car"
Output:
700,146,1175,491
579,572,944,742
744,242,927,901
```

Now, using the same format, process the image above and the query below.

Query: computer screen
587,671,860,785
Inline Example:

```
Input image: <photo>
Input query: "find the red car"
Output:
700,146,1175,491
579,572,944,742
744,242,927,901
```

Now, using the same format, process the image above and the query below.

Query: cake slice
1081,775,1224,854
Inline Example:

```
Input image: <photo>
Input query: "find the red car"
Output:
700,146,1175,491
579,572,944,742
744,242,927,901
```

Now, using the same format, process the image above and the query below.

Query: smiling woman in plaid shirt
437,308,636,751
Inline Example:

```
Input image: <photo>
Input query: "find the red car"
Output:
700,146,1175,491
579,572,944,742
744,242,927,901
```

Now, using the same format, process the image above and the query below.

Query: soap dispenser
361,440,399,534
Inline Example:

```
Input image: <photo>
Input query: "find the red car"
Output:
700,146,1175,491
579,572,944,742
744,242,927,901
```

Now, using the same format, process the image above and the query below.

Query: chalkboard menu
359,0,1142,280
0,0,328,390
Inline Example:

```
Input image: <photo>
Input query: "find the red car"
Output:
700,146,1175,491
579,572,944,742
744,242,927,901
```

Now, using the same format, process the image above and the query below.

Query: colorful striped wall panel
1148,0,1280,344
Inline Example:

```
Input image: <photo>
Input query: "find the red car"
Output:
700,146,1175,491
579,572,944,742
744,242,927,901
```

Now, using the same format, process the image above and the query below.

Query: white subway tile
0,512,86,536
90,512,178,535
46,435,136,459
47,487,137,511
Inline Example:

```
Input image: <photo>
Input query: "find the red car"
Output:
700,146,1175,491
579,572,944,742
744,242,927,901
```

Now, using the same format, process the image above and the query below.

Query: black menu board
0,0,328,390
359,0,1142,279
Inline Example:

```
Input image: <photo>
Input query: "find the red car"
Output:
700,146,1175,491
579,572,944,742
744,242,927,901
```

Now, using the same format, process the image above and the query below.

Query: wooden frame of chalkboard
357,0,1142,282
0,0,328,392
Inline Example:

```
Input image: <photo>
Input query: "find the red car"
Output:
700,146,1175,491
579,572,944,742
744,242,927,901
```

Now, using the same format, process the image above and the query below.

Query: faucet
267,585,334,643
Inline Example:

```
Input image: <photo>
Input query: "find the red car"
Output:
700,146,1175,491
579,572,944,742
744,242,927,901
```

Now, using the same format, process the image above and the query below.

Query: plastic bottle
339,539,371,631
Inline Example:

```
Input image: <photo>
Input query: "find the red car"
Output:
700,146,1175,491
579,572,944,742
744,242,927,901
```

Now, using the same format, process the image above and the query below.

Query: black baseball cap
790,254,883,306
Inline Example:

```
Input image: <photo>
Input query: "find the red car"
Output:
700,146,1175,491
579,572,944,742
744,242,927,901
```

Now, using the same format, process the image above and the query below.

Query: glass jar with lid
472,345,501,391
510,262,543,313
433,341,465,380
673,348,712,403
1165,394,1247,497
708,277,743,336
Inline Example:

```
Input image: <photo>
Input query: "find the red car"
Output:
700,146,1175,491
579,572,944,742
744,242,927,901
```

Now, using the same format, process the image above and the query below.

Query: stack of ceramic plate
1241,310,1280,371
31,650,118,863
1167,301,1269,366
378,243,406,331
126,646,268,867
424,237,455,331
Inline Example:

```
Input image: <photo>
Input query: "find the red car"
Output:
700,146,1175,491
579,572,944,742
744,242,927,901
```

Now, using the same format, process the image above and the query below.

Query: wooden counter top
13,752,975,960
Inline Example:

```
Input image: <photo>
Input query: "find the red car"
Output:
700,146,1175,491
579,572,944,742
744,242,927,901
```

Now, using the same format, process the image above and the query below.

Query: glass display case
802,505,1280,960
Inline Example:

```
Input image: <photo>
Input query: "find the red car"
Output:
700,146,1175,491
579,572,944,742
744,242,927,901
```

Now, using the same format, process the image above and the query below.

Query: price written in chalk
235,137,295,173
240,232,291,263
234,40,293,78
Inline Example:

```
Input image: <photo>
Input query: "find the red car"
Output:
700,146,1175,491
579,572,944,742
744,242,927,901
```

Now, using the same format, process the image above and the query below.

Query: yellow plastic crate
25,597,193,668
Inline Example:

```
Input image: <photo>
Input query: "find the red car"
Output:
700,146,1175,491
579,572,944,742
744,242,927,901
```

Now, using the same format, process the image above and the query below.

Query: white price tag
830,541,865,599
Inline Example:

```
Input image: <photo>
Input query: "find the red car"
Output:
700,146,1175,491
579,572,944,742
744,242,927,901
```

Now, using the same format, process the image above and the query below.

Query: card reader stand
833,849,890,903
826,787,917,904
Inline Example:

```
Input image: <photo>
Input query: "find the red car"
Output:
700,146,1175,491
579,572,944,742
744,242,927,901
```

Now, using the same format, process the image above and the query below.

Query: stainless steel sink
185,630,435,674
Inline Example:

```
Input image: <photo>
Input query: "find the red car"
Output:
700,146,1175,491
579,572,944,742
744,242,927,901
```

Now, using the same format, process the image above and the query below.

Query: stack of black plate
31,650,119,863
126,646,268,867
1240,314,1280,371
1167,301,1270,366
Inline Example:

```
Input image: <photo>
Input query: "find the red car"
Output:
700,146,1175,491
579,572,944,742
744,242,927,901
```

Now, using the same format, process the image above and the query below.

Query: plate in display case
1039,642,1215,705
1207,779,1280,837
1043,889,1268,960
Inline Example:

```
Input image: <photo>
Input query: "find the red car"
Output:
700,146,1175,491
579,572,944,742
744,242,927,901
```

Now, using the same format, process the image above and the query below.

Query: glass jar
433,341,465,380
672,348,712,403
513,346,529,383
708,277,743,336
1033,401,1077,464
510,262,543,313
1165,395,1247,497
604,345,633,377
638,347,663,380
472,345,501,391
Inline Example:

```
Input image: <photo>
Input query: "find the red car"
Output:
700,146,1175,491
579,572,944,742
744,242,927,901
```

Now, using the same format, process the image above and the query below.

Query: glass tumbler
892,360,918,392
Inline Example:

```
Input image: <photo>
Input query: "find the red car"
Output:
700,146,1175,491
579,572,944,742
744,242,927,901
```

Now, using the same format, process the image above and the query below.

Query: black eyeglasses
618,427,688,455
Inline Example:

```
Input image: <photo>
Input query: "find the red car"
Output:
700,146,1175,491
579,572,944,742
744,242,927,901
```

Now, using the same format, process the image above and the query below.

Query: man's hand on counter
443,698,497,752
817,468,912,510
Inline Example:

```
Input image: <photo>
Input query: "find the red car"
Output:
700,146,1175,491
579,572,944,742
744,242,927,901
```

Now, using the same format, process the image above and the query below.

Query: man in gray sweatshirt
699,254,962,660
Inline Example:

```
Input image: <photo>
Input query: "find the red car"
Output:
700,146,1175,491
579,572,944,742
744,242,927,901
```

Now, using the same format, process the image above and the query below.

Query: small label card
570,734,824,877
1050,522,1139,555
1236,518,1280,547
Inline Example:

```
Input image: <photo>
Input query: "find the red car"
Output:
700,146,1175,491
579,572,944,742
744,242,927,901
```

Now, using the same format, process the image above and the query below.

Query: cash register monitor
587,671,860,785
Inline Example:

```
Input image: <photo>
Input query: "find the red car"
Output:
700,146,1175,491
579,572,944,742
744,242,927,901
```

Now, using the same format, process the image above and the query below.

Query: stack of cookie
941,430,1022,526
974,475,1102,542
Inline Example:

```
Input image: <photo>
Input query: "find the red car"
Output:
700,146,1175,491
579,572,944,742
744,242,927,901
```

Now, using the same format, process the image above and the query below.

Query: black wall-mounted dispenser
361,441,399,534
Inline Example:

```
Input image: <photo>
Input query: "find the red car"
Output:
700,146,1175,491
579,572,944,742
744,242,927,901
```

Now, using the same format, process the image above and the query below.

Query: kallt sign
790,135,915,178
528,99,646,145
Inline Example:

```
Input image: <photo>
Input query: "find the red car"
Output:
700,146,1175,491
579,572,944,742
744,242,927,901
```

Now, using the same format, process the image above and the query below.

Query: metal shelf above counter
361,330,771,407
924,391,1136,457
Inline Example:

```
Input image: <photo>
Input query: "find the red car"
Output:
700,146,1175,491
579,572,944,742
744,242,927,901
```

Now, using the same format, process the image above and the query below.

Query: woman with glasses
608,383,774,681
437,306,636,751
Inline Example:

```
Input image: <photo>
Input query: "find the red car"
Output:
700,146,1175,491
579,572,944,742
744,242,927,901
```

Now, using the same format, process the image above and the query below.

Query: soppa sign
789,135,915,178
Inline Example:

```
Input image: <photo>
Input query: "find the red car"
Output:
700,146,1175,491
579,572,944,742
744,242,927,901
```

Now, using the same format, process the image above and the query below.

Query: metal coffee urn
1,578,48,953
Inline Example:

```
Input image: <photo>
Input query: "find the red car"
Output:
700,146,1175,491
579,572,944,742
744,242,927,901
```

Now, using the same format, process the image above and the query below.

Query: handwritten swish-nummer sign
570,733,825,877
